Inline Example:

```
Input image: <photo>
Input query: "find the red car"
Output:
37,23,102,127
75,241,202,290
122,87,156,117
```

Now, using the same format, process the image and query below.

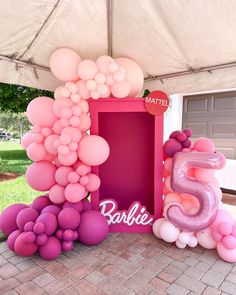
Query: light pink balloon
79,113,91,132
164,176,174,193
65,82,78,93
55,166,74,186
164,193,181,205
164,158,173,174
43,153,55,162
152,218,165,239
49,184,66,204
78,135,110,166
21,133,33,149
27,97,58,127
53,98,73,117
193,137,214,152
85,174,101,192
159,221,180,243
27,143,47,162
211,209,235,229
53,120,63,135
96,55,114,74
78,99,89,113
115,57,144,97
26,162,56,191
194,168,215,183
65,183,86,203
54,86,68,100
77,80,90,100
69,116,80,127
77,60,98,81
61,126,82,143
44,134,59,155
49,48,81,81
58,151,77,166
111,81,130,98
196,228,217,249
217,243,236,262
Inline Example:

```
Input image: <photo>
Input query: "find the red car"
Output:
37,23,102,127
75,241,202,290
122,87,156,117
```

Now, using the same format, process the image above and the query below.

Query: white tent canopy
1,0,236,94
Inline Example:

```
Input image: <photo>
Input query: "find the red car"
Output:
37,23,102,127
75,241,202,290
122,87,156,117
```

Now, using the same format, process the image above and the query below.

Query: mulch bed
0,173,20,182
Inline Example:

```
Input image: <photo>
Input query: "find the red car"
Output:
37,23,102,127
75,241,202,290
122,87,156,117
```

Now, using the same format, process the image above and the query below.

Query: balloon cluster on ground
154,130,236,262
0,196,109,260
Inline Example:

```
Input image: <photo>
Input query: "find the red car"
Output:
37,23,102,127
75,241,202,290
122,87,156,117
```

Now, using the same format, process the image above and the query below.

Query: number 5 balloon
167,152,225,231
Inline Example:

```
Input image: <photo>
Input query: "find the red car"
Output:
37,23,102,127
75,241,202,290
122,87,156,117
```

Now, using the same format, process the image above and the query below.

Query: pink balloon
79,113,91,132
211,209,235,228
77,80,90,100
26,161,56,191
36,213,57,236
54,86,69,100
115,57,144,97
14,233,38,257
21,133,33,149
164,176,174,193
193,137,214,152
65,183,86,203
27,97,58,127
53,98,73,117
222,235,236,250
61,126,82,143
152,218,165,239
218,222,233,236
196,228,217,249
96,55,114,74
31,195,52,212
194,168,215,183
16,208,39,231
39,236,62,260
50,48,81,81
217,242,236,262
164,158,172,174
27,143,47,162
111,81,130,98
159,221,180,242
63,201,83,213
68,172,80,183
85,174,101,192
49,184,66,204
58,151,78,166
58,208,80,229
78,135,110,166
7,230,21,251
164,193,181,205
78,99,89,113
53,120,63,135
167,152,225,231
77,60,98,81
44,134,59,155
55,166,74,186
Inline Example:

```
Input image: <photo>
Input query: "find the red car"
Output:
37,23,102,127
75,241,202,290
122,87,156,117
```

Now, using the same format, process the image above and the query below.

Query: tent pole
107,0,113,57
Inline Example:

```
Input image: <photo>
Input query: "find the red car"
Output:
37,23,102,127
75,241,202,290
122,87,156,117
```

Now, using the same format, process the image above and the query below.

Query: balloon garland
154,130,236,262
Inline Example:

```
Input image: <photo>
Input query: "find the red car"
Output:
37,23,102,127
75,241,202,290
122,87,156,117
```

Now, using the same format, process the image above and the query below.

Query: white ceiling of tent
1,0,236,94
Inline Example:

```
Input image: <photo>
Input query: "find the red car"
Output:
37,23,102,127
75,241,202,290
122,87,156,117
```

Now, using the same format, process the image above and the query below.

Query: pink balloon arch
0,47,236,263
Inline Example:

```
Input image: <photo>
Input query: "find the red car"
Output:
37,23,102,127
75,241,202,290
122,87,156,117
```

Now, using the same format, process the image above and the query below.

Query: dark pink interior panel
98,112,155,214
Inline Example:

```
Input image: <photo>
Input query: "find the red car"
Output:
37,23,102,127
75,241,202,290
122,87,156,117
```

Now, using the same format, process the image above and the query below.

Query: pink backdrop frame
89,98,164,233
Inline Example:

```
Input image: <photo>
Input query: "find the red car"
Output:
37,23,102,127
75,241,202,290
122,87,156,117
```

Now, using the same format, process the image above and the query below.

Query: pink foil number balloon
167,152,225,231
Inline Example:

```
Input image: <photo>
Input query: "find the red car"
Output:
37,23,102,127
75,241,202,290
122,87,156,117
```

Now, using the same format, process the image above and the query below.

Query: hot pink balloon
58,208,80,229
167,152,225,231
193,137,214,152
31,195,51,212
50,48,81,81
39,236,61,260
115,57,144,97
78,135,110,166
14,233,38,257
26,161,56,191
27,97,58,127
7,230,21,251
36,213,57,236
16,208,39,231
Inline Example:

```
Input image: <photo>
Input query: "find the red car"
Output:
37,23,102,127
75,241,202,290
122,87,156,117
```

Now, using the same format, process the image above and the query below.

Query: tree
0,83,53,113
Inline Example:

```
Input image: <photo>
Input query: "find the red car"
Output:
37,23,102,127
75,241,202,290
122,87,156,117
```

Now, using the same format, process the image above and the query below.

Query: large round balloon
0,203,28,235
26,161,56,191
27,97,58,127
77,210,109,246
49,48,81,81
16,208,39,231
14,233,38,256
78,135,110,166
58,208,80,230
39,236,62,260
36,213,57,235
31,195,52,213
115,57,144,97
7,230,21,251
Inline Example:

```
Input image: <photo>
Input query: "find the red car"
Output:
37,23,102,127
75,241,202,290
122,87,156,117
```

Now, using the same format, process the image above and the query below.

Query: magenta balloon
63,229,74,241
62,240,73,252
163,139,182,158
23,231,36,244
33,222,46,235
39,236,62,260
31,195,52,213
41,205,61,216
36,213,57,236
81,199,91,212
167,152,225,231
63,201,83,213
7,230,21,251
36,233,48,246
58,208,80,230
56,229,63,239
78,210,109,246
0,204,28,235
24,221,35,232
16,208,39,231
14,233,38,257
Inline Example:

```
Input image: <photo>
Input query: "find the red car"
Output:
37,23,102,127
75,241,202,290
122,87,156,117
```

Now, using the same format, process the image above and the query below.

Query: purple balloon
7,230,21,251
16,208,39,231
23,231,36,244
39,237,61,260
36,233,48,246
63,201,83,213
62,240,73,252
31,195,52,213
81,199,91,212
78,210,109,246
0,204,28,235
163,138,182,158
167,152,225,231
63,229,74,241
36,213,57,236
14,233,38,257
41,205,61,216
33,222,46,235
24,221,35,232
58,208,80,230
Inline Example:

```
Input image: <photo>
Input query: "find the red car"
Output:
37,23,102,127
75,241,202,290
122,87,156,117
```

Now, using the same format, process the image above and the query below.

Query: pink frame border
89,98,163,233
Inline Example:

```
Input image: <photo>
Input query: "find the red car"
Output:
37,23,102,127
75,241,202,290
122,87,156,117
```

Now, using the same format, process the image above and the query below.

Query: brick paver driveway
0,233,236,295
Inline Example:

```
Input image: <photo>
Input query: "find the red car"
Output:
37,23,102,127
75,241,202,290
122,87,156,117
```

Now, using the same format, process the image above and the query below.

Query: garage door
182,92,236,160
